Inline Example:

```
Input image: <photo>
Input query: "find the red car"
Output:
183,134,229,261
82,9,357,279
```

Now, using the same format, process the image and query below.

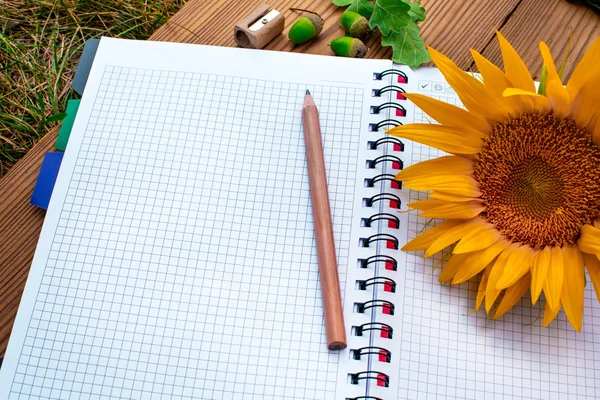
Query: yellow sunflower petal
387,124,483,154
493,274,531,319
582,252,600,303
530,246,551,305
546,80,572,118
425,218,480,257
428,47,513,122
470,49,514,96
560,246,585,332
570,74,600,128
402,220,463,251
407,199,447,211
496,30,536,93
419,200,485,220
577,224,600,254
453,222,501,254
587,111,600,133
503,88,545,98
567,36,600,98
470,48,528,114
429,191,477,202
452,239,508,284
543,246,565,312
396,156,473,181
486,244,519,312
404,93,491,134
503,88,551,113
476,264,493,311
542,300,561,327
496,244,534,290
438,253,470,283
403,175,481,197
539,42,561,85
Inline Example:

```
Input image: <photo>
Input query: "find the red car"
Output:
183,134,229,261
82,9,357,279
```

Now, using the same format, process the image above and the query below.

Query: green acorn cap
288,14,324,45
340,10,369,39
330,37,368,58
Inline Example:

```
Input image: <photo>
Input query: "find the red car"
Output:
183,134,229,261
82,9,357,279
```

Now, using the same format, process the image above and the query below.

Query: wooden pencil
302,89,347,351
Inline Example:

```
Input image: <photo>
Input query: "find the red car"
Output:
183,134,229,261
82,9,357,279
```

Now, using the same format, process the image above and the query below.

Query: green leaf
369,0,412,36
584,0,600,11
538,65,547,95
332,0,374,18
382,20,431,69
558,31,572,80
46,112,67,123
407,1,426,22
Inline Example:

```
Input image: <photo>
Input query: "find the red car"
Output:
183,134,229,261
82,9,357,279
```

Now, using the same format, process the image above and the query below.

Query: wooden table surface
0,0,599,358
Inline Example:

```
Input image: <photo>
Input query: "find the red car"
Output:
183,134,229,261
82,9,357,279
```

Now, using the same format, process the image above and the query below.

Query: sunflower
389,32,600,332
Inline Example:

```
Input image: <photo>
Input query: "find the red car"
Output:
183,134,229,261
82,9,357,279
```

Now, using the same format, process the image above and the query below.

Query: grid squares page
0,39,392,399
394,67,600,400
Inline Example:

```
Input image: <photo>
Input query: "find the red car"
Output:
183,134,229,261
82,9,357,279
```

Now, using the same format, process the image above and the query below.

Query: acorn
288,13,324,45
340,10,369,39
330,37,368,58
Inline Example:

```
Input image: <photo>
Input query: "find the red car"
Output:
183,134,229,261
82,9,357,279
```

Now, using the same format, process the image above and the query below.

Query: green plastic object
55,99,81,151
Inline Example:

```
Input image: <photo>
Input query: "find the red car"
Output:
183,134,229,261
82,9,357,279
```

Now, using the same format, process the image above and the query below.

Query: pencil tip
305,89,310,95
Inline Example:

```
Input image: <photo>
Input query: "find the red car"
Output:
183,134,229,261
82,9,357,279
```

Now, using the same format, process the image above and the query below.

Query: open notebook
1,38,599,400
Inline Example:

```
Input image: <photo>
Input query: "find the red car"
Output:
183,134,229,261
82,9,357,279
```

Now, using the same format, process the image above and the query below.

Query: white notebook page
393,67,600,400
0,38,393,399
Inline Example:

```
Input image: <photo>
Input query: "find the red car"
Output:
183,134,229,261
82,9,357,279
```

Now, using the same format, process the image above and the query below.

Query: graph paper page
391,66,600,400
0,38,392,399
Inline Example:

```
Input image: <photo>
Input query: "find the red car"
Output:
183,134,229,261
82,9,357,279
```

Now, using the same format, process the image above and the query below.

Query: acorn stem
290,7,320,16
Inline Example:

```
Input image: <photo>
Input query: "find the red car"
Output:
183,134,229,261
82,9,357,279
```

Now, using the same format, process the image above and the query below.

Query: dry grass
0,0,185,176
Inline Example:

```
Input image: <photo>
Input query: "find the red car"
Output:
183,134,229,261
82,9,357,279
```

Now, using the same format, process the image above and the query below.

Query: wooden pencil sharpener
234,5,285,49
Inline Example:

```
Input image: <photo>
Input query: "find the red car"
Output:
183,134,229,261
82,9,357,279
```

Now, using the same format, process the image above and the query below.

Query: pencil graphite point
305,89,310,95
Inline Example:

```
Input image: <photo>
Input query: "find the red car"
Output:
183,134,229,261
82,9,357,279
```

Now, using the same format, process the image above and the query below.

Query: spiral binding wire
351,346,392,362
368,119,402,132
358,255,397,271
372,85,406,100
349,68,407,398
349,371,390,387
367,137,404,151
357,277,396,293
370,102,406,117
352,322,393,338
346,397,384,400
361,213,399,229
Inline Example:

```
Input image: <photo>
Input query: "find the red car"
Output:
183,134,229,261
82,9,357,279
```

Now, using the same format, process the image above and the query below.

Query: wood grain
419,0,522,69
152,0,523,67
0,0,599,358
479,0,600,80
0,128,58,357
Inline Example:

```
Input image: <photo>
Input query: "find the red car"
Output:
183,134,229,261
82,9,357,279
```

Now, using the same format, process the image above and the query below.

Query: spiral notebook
1,38,599,400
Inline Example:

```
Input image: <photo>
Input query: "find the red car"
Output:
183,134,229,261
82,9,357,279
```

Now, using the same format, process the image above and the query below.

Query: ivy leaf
407,1,426,22
381,20,431,69
369,0,412,36
332,0,374,18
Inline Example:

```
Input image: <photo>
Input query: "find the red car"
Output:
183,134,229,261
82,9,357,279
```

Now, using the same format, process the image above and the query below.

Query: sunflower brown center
473,112,600,249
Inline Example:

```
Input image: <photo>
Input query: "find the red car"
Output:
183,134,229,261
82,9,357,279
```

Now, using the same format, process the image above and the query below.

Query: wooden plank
479,0,600,80
0,128,58,357
419,0,521,69
152,0,521,68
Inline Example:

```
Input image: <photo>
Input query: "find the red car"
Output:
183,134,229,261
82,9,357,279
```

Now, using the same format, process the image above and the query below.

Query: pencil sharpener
234,4,285,49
